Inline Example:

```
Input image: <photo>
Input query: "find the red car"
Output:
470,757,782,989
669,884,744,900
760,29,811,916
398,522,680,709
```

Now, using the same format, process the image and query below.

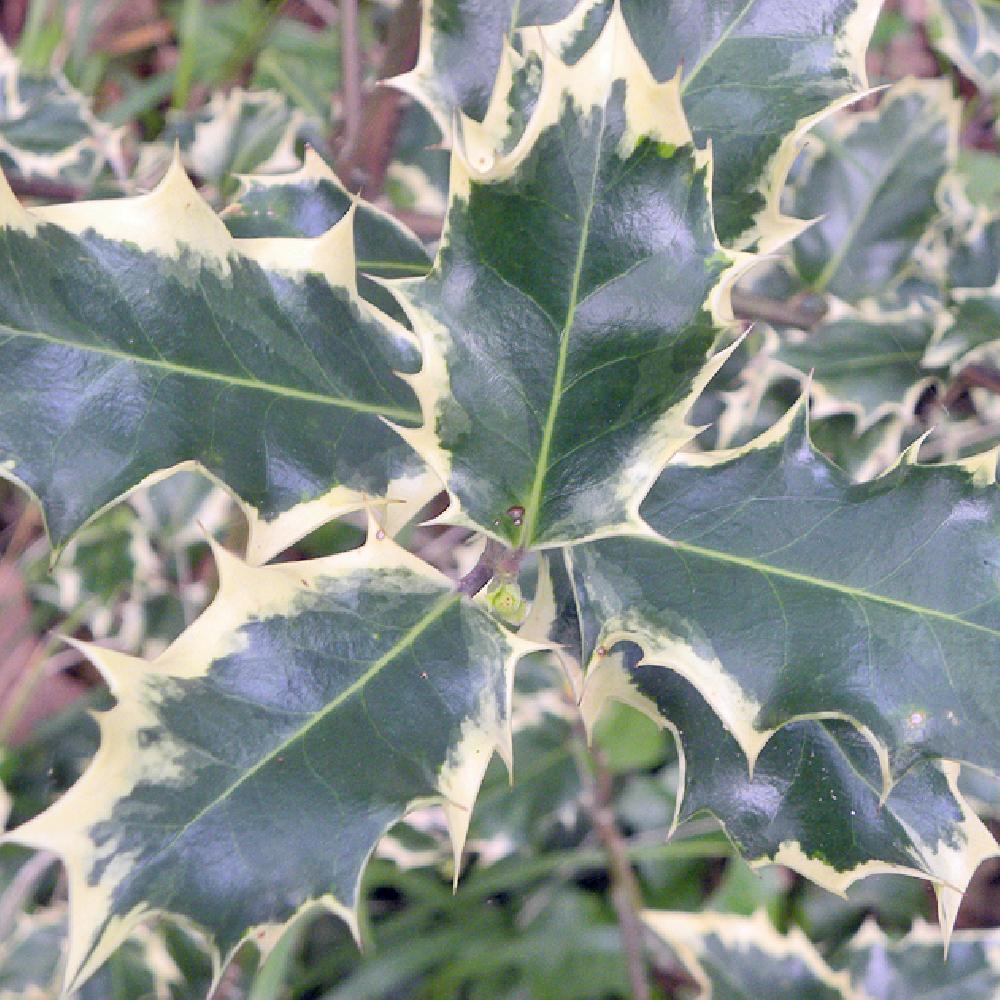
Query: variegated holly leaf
138,89,321,198
0,40,122,189
792,80,960,303
0,158,430,565
833,919,1000,999
644,910,859,999
4,532,534,992
393,0,578,129
399,0,880,249
929,0,1000,97
618,0,881,248
581,650,998,931
947,205,1000,290
222,148,431,319
767,304,939,432
24,471,233,657
0,904,193,1000
925,289,1000,371
390,9,747,549
569,401,1000,783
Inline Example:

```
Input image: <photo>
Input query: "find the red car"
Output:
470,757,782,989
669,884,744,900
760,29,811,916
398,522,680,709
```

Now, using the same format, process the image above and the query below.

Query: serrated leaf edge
576,395,1000,805
2,526,540,992
0,155,432,564
643,908,863,999
385,8,758,549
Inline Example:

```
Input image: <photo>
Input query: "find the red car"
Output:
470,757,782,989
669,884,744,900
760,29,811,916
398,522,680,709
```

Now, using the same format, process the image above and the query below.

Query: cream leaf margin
2,524,542,992
384,6,757,549
0,153,433,565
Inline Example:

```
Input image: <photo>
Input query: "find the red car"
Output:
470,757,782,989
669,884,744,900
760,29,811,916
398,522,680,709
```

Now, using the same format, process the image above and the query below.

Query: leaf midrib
519,106,606,545
663,538,1000,638
680,0,758,94
0,324,421,421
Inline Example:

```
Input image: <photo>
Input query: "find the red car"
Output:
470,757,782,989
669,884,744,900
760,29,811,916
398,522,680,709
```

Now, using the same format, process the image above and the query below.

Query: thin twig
337,0,422,195
338,0,363,162
391,209,444,241
4,176,87,202
941,363,1000,410
301,0,338,25
730,289,828,329
457,538,506,597
0,602,91,746
572,718,652,1000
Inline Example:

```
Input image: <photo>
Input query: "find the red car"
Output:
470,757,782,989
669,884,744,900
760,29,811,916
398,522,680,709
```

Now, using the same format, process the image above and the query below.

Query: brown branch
338,0,363,161
941,363,1000,411
103,19,173,56
457,538,506,597
0,852,57,940
392,209,444,241
731,289,828,329
456,537,524,597
337,0,422,197
5,177,87,202
573,718,652,1000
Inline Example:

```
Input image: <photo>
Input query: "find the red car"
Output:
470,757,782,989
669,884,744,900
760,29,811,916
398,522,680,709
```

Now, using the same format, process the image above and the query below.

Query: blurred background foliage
0,0,998,997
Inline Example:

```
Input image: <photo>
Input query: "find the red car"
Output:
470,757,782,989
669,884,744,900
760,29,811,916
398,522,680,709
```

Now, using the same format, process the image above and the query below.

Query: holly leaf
792,80,959,303
400,0,880,248
569,401,1000,782
222,148,432,319
947,209,1000,290
581,650,998,931
833,919,1000,999
393,0,578,130
768,304,939,430
929,0,1000,98
0,159,428,564
4,532,533,992
0,903,195,1000
0,40,122,190
643,910,859,999
616,0,881,248
925,290,1000,371
391,9,745,548
160,88,314,189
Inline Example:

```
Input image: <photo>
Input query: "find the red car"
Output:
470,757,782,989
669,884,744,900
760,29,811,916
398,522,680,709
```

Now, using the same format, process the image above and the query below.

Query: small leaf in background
792,79,959,303
222,148,431,321
833,919,1000,999
644,910,857,999
0,39,122,189
768,306,939,432
929,0,1000,97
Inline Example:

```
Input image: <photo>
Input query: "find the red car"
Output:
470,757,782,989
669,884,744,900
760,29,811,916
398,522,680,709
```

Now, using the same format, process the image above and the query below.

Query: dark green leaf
0,162,423,562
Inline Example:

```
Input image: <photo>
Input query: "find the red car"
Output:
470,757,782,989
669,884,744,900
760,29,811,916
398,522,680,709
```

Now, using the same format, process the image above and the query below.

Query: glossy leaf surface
394,11,738,547
583,651,997,917
0,161,424,563
571,405,1000,779
5,534,528,991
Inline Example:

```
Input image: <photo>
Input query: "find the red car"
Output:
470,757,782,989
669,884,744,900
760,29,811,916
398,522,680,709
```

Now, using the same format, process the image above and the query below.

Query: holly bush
0,1,999,997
